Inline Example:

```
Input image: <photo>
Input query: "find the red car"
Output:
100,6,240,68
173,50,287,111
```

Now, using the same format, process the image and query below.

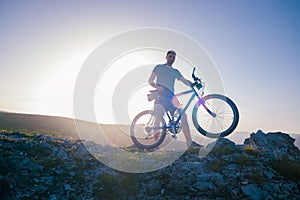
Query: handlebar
192,67,200,81
191,67,203,90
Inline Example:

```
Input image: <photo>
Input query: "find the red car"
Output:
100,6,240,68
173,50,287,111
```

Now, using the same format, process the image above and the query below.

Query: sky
0,0,299,134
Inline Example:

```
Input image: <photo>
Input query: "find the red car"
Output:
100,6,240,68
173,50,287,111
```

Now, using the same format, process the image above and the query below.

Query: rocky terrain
0,130,299,199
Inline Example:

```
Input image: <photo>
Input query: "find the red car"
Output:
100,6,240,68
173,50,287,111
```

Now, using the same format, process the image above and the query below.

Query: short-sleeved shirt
153,64,182,93
153,64,182,114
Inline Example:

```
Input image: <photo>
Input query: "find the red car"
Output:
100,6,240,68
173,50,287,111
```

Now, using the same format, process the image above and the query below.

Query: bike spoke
193,94,238,136
131,110,166,149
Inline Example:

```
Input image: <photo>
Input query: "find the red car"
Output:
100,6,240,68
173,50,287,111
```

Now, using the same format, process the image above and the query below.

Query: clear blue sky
0,0,299,133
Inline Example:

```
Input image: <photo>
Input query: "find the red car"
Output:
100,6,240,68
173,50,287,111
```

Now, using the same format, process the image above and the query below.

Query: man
148,50,192,147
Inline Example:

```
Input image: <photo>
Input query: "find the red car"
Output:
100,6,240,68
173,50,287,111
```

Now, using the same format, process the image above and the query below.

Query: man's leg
171,96,192,147
181,113,192,147
171,95,192,147
153,103,165,142
172,95,181,108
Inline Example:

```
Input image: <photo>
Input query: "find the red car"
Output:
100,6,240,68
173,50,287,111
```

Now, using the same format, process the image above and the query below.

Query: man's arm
148,72,163,91
179,76,193,87
148,72,157,88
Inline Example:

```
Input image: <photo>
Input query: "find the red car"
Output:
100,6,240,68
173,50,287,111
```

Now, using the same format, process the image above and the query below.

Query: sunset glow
0,0,299,134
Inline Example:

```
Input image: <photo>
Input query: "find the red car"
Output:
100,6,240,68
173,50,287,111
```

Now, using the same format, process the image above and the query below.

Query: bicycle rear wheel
130,110,166,149
192,94,239,138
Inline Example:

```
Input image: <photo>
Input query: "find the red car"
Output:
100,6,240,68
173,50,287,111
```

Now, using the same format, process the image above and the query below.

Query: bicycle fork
196,95,216,118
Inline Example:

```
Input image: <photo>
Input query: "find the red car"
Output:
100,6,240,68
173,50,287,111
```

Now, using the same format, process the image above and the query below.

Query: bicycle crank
169,122,182,134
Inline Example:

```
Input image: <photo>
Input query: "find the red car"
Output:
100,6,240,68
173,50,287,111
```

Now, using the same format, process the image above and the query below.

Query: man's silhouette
148,50,192,146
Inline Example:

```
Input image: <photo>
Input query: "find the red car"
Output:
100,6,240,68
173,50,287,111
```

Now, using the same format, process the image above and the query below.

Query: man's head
166,50,176,66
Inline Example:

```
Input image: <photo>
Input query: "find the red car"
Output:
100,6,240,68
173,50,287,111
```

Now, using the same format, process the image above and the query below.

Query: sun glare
34,59,83,117
94,50,159,124
94,49,198,125
31,48,208,125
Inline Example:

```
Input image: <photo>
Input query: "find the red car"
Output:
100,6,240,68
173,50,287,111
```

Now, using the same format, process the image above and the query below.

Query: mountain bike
130,68,239,149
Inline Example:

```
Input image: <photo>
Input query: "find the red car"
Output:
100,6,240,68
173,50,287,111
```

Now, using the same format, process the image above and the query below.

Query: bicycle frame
153,84,215,135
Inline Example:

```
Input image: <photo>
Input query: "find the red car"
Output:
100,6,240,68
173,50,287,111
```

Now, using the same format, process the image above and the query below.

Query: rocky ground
0,130,299,199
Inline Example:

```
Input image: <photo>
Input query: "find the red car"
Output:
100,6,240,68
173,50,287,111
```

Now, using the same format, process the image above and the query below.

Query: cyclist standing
148,50,193,147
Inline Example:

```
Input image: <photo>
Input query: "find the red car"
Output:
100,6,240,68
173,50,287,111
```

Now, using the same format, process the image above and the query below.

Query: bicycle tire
192,94,239,138
130,110,167,149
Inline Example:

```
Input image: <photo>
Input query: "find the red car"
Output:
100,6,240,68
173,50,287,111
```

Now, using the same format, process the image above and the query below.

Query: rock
146,179,162,195
39,142,51,149
12,132,27,138
1,130,300,199
35,134,46,141
193,181,216,192
215,137,240,152
64,184,72,191
62,140,72,149
197,172,225,186
244,130,300,161
50,194,58,200
241,184,266,200
45,136,52,143
56,148,68,160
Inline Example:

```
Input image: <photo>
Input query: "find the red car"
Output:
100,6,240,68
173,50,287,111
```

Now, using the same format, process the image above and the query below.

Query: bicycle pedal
171,134,177,139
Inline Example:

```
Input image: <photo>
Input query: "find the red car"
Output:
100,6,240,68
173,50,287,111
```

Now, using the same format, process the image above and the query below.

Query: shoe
148,146,159,152
188,141,202,148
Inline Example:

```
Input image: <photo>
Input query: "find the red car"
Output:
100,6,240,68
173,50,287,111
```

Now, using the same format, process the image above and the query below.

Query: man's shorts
154,87,177,116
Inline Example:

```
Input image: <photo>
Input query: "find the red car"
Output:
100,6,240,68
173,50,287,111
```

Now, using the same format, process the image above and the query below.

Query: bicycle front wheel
192,94,239,138
130,110,166,149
